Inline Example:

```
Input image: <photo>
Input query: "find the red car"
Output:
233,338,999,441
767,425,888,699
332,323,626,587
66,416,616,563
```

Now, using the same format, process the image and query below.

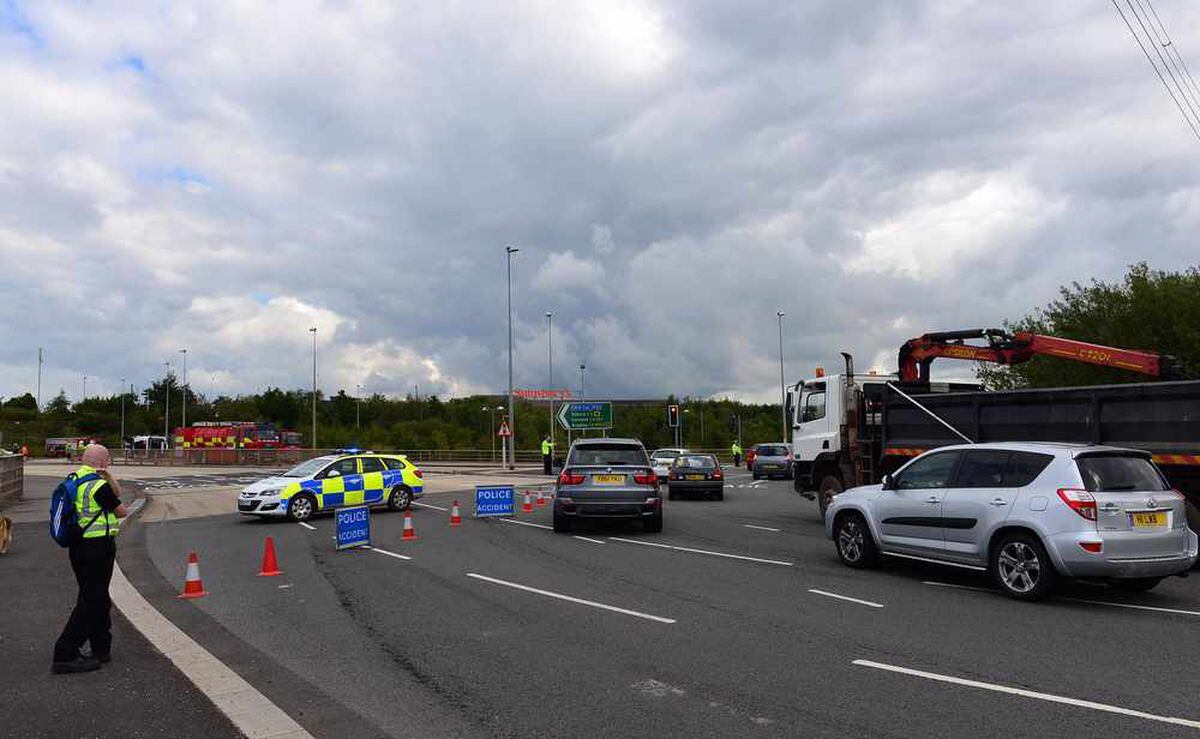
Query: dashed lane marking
742,524,780,533
296,521,316,531
852,659,1200,730
496,518,553,531
924,580,1200,617
366,546,412,561
607,537,794,567
808,588,884,608
466,573,675,624
573,535,606,544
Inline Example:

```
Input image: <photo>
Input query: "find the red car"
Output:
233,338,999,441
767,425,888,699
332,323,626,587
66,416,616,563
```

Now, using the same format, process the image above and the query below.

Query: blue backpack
49,472,102,548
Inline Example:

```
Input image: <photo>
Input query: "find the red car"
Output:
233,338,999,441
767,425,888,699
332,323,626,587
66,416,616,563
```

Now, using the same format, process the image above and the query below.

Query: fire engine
173,422,302,450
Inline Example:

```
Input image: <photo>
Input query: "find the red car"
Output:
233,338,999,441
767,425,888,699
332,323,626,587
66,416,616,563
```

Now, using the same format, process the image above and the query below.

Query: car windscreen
281,457,334,478
652,451,681,461
756,446,788,457
1077,454,1169,492
674,455,716,469
570,444,648,466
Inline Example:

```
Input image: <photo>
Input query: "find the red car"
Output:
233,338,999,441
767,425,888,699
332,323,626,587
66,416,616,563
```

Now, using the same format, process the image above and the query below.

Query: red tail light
413,469,423,478
668,471,679,480
1079,541,1103,553
712,470,723,480
633,470,656,485
558,469,585,485
1057,488,1097,521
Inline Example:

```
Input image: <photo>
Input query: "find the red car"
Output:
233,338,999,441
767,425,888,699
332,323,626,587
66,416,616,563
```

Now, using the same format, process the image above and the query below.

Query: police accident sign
335,505,371,549
474,485,515,518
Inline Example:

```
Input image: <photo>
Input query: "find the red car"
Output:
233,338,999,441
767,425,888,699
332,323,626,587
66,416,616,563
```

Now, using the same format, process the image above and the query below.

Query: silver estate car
826,442,1198,600
553,438,662,533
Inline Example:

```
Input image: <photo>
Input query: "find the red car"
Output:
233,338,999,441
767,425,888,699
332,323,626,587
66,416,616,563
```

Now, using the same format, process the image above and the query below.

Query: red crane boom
897,328,1178,383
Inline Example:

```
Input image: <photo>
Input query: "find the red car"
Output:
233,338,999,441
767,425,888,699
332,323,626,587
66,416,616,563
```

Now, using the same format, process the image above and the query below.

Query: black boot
52,655,101,674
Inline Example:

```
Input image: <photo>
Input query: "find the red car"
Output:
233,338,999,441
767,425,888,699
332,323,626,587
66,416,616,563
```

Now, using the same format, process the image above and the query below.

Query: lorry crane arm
897,328,1179,383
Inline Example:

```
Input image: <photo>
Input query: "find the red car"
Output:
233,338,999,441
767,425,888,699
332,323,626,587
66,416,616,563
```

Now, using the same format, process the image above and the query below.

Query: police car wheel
289,493,317,522
387,486,413,512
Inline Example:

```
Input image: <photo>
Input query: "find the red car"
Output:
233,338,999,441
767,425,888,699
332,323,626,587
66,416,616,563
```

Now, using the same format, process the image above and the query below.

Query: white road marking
1060,597,1200,617
742,524,780,533
573,535,606,544
466,573,675,624
808,588,884,608
852,659,1200,730
924,581,1200,616
412,501,448,512
608,537,794,567
296,521,316,531
366,546,412,561
497,518,553,530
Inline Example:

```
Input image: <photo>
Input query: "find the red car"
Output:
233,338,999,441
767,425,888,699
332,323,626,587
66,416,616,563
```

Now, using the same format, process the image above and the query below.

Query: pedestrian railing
0,453,23,509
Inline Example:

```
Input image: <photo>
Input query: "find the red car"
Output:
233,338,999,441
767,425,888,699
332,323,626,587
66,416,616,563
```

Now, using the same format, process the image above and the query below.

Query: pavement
0,476,237,738
9,465,1200,737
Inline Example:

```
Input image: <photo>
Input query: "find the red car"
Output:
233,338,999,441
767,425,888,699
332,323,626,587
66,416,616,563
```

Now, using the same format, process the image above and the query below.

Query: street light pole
546,311,554,452
179,348,188,431
356,384,362,432
120,376,126,451
309,327,318,450
578,363,586,440
163,361,171,446
777,310,787,441
505,246,519,469
36,347,43,412
81,375,88,402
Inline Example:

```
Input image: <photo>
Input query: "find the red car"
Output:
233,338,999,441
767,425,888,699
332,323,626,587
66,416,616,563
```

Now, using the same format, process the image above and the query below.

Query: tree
3,393,37,410
47,390,72,416
978,263,1200,389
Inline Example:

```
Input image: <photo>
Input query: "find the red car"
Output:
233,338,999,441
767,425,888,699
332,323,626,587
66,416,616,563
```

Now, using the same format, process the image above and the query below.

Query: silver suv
826,442,1198,600
554,438,662,533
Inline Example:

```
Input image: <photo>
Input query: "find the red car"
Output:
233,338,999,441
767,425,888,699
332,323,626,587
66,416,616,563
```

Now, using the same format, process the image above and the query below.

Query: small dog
0,515,11,554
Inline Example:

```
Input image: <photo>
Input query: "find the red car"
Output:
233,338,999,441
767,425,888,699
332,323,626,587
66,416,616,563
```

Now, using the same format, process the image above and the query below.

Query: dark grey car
667,454,725,500
553,438,662,533
751,443,791,480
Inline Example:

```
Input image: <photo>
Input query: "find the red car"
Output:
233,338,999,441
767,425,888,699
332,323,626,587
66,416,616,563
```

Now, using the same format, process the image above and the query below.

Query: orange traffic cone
536,489,547,507
402,510,417,541
522,491,534,513
450,500,463,527
178,551,209,599
258,536,282,577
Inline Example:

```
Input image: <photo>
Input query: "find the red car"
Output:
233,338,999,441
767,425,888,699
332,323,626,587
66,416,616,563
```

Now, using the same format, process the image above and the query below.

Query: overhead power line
1141,0,1200,106
1111,0,1200,142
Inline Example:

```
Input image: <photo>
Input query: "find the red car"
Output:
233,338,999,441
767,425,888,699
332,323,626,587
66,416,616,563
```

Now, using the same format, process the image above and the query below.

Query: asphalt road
125,469,1200,738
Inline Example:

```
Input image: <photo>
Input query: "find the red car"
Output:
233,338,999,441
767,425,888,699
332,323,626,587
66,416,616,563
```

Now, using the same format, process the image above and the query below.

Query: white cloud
532,251,607,292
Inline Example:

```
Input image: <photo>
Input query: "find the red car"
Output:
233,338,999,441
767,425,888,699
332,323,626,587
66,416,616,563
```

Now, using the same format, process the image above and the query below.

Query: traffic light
667,404,680,428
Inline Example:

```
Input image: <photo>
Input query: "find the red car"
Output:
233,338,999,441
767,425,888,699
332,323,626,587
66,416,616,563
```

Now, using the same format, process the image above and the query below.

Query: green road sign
557,401,613,431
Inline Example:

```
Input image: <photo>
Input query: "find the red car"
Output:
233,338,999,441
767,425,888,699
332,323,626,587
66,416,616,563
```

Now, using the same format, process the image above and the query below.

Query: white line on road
573,535,606,544
412,501,448,512
296,521,316,531
608,537,794,566
924,581,1200,617
852,659,1200,730
497,517,553,530
808,589,884,608
366,546,412,561
466,573,675,624
743,524,780,533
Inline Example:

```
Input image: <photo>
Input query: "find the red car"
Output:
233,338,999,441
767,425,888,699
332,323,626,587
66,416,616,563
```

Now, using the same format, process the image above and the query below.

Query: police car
238,452,424,522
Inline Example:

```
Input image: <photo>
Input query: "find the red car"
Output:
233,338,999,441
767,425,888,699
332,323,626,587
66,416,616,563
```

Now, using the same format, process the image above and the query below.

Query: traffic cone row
522,491,534,513
536,489,547,507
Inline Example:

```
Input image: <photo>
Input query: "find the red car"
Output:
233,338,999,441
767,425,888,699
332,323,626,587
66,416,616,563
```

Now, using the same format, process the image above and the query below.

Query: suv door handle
925,496,940,504
989,498,1009,507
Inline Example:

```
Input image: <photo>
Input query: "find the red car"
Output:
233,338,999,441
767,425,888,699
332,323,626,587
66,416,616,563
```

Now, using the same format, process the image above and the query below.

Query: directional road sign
557,401,613,431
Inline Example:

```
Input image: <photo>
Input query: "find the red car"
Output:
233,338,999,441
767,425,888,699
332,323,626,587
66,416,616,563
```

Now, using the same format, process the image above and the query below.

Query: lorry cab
790,373,895,482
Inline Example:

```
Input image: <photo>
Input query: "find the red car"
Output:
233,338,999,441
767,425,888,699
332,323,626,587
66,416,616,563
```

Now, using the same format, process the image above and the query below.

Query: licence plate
1131,511,1168,528
685,474,706,481
592,474,625,485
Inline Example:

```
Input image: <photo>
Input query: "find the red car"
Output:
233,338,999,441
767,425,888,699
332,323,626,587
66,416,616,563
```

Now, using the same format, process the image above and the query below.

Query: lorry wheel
817,475,843,520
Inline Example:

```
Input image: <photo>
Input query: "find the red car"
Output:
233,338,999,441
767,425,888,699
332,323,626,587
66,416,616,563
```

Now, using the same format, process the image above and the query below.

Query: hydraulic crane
897,328,1180,383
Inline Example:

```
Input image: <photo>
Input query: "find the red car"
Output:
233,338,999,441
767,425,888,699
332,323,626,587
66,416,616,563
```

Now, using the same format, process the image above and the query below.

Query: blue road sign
335,505,371,549
475,485,515,518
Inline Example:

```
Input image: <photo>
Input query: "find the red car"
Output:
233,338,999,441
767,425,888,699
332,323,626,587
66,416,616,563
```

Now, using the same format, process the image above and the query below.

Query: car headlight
257,488,283,498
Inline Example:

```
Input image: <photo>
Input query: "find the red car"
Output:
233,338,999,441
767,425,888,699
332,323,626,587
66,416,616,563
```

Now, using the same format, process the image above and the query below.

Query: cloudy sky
2,1,1198,404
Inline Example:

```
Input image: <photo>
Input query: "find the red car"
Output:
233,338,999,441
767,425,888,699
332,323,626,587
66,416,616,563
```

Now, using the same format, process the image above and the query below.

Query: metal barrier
115,448,546,467
0,453,23,509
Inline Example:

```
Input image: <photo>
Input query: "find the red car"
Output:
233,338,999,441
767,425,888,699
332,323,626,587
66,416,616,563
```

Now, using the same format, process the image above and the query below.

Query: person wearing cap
52,443,128,674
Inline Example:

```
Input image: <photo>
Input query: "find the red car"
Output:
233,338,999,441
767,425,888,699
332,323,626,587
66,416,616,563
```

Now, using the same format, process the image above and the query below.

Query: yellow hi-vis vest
74,465,119,538
541,439,553,455
731,443,742,455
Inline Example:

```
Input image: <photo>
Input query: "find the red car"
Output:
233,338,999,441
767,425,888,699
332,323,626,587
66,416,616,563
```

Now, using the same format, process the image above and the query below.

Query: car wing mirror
881,473,896,490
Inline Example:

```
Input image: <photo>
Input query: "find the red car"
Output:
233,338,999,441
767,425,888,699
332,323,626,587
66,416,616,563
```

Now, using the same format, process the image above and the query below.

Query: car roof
652,448,688,454
926,441,1147,458
573,438,643,445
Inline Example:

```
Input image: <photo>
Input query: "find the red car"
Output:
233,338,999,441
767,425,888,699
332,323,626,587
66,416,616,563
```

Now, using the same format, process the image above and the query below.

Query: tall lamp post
37,347,43,412
119,376,126,452
179,348,188,431
546,311,554,453
356,384,363,432
163,361,171,446
487,405,504,463
578,363,586,440
505,246,519,469
81,375,89,402
309,327,318,450
776,310,787,441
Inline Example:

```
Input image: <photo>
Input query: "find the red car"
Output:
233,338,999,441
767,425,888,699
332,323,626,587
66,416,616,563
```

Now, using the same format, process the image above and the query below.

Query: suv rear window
570,444,649,467
1077,454,1169,492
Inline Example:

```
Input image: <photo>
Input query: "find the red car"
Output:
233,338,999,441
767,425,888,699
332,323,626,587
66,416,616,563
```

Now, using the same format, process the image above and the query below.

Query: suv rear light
1079,541,1103,553
1057,488,1097,521
633,470,656,485
558,469,585,485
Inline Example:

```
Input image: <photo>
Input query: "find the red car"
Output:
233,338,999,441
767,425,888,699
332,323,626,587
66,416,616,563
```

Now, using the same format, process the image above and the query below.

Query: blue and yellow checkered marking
280,455,423,514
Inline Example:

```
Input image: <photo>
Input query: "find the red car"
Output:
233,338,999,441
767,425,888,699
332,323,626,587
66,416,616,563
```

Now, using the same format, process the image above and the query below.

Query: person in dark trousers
52,444,128,674
541,436,555,476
